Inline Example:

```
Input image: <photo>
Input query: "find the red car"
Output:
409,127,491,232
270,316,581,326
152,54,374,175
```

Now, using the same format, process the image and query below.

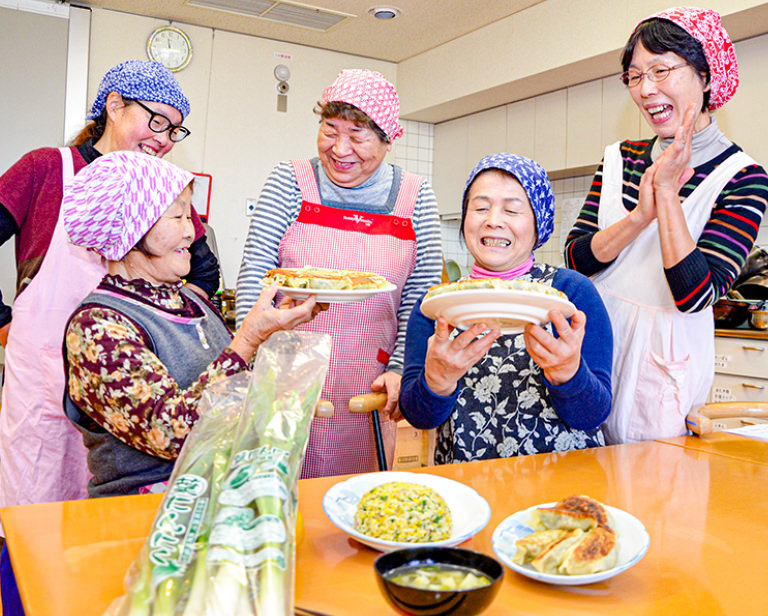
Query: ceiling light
368,6,401,20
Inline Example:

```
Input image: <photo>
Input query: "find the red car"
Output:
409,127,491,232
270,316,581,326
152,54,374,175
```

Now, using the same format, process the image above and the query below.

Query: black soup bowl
374,547,504,616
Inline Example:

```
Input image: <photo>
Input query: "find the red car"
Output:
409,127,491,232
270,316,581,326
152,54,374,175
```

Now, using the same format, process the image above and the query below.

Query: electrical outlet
246,199,257,216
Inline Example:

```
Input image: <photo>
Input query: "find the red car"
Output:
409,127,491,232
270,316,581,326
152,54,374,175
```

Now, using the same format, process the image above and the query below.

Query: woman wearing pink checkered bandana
236,69,443,478
565,7,768,444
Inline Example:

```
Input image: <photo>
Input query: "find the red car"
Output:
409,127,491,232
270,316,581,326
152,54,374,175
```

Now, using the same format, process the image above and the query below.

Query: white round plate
278,283,396,304
491,502,650,585
421,289,576,335
322,471,491,553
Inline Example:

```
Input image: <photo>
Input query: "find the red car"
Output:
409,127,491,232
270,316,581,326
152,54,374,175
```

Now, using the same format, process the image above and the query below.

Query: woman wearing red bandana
565,7,768,444
235,70,442,478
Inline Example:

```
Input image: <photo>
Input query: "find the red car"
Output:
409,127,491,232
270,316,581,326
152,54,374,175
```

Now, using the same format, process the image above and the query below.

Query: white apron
0,148,106,526
593,142,755,444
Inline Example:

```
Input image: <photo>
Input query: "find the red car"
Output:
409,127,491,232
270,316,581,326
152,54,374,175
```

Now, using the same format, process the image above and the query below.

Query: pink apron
0,148,106,523
284,159,419,478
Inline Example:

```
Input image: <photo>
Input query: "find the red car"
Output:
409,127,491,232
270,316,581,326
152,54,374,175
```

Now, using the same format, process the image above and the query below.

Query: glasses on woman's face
127,99,191,142
620,63,688,88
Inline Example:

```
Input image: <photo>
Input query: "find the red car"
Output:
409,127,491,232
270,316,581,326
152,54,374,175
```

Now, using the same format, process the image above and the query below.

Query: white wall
87,8,396,288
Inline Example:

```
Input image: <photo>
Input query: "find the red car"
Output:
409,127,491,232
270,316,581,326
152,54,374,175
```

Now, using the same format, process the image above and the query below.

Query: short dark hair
621,18,711,112
314,100,389,143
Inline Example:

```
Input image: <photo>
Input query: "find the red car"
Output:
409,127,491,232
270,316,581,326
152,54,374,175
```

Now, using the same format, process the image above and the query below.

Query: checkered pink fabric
321,69,404,142
646,6,738,110
63,151,193,260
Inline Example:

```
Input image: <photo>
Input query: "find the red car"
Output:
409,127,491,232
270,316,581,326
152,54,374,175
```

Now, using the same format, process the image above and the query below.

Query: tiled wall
441,175,594,276
393,119,434,184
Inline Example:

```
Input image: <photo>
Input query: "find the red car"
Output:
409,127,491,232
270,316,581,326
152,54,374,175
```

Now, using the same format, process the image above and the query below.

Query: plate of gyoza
491,495,650,585
262,266,396,303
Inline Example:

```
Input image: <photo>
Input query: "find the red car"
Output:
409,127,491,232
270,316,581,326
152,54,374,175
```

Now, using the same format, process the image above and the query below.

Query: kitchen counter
2,438,767,615
715,326,768,339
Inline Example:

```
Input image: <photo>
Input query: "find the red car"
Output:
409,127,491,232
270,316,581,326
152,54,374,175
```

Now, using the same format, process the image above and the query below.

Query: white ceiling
68,0,546,63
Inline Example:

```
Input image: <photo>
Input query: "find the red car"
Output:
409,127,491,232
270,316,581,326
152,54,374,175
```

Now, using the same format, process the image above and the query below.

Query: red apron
0,148,106,527
284,159,419,478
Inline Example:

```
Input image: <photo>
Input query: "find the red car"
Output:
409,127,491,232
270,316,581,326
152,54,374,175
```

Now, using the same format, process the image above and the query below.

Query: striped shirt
564,139,768,312
235,159,443,372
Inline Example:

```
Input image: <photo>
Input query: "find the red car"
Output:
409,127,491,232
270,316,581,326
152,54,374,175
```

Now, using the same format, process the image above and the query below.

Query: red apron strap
290,159,321,203
393,170,422,218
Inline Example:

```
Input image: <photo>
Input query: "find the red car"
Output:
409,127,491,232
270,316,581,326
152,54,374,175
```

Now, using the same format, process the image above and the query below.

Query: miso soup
385,563,491,591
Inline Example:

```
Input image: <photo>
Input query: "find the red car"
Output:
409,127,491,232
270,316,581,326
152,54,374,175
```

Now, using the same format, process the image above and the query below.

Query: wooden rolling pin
315,400,334,418
686,401,768,435
349,392,389,471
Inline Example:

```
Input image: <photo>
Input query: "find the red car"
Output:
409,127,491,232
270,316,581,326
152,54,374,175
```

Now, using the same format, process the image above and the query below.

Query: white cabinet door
433,117,470,216
601,74,644,146
567,81,603,169
467,106,508,169
534,90,567,172
506,98,535,160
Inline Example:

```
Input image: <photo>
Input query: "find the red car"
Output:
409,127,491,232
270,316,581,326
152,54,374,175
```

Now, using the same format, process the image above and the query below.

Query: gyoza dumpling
512,529,570,565
531,529,584,574
558,526,618,575
531,495,612,532
556,494,614,530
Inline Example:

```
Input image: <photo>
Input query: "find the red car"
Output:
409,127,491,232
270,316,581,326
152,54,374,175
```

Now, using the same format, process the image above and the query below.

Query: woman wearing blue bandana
400,154,613,462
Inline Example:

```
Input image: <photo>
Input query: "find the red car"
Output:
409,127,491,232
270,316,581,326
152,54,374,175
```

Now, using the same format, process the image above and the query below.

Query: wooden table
3,439,767,615
657,433,768,466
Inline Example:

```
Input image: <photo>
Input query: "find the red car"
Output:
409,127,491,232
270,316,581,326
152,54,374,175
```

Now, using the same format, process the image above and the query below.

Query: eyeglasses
620,63,688,88
127,99,191,142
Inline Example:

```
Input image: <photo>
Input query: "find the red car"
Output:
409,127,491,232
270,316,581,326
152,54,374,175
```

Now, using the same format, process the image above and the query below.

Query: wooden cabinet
601,74,644,146
710,333,768,402
467,106,507,168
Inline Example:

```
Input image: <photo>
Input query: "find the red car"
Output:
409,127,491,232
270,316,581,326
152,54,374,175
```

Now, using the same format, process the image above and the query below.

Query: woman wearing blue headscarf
399,154,613,462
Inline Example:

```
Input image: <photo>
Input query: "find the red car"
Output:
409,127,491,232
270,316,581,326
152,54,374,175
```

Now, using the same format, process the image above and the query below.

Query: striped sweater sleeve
235,161,302,326
666,163,768,311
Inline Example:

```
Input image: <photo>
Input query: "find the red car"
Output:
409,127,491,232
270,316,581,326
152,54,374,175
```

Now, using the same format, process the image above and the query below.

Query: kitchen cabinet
601,74,644,146
467,106,507,169
566,80,603,169
534,90,567,172
506,98,535,160
710,331,768,403
433,116,469,216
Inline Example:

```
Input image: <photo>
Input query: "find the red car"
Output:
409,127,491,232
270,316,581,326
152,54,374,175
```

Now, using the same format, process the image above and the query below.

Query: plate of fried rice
322,471,491,552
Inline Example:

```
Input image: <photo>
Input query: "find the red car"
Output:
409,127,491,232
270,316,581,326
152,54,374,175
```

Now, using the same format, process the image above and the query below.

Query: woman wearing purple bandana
564,7,768,444
399,153,613,463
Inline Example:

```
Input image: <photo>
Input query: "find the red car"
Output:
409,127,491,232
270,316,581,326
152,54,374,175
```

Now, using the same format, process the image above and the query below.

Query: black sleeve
186,234,220,298
0,203,20,327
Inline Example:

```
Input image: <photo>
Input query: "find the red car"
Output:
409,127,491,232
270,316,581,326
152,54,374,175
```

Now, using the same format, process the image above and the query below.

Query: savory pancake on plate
424,277,568,301
262,266,391,290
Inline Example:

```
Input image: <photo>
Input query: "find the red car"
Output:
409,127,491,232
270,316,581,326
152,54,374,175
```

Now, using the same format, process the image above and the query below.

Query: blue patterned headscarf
461,153,555,250
88,60,191,121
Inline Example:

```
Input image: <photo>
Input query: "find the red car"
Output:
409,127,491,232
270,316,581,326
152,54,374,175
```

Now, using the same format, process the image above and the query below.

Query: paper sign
723,423,768,442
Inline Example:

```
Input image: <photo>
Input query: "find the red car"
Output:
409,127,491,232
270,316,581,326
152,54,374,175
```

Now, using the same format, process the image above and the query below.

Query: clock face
147,26,192,72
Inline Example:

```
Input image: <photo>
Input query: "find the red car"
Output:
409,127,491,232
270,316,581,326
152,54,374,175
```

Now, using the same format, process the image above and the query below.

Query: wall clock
146,25,193,72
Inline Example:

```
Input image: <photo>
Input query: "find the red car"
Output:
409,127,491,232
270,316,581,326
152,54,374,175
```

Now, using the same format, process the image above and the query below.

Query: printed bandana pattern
644,7,738,110
322,69,404,142
62,151,193,260
463,153,555,249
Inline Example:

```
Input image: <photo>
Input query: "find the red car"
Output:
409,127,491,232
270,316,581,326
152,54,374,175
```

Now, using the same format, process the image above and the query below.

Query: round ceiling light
368,6,401,20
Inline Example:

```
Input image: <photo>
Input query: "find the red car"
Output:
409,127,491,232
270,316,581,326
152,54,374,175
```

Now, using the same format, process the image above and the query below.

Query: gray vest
65,286,233,497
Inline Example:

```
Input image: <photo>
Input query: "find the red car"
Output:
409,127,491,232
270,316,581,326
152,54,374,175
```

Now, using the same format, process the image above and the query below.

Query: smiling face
126,185,195,285
99,93,181,158
462,170,537,272
317,117,391,188
629,43,711,139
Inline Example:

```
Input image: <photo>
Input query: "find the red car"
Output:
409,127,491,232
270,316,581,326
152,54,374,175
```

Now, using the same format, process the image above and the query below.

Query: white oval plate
491,502,650,585
421,289,576,335
322,471,491,553
278,283,396,304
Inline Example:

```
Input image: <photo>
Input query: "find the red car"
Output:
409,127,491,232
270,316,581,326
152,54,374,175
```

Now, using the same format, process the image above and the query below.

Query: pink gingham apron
0,148,105,528
284,159,419,478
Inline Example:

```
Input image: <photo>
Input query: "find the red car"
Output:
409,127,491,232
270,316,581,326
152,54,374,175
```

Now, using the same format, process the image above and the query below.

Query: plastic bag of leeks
105,330,332,616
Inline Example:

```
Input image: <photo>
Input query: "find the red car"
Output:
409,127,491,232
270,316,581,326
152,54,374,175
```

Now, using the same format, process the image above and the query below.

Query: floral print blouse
65,275,246,460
